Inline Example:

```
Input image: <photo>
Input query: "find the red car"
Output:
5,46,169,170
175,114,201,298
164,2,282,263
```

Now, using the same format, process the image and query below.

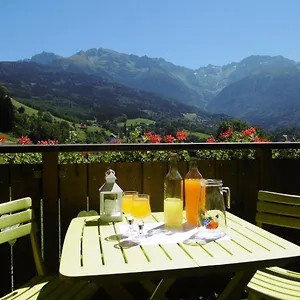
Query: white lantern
99,169,123,222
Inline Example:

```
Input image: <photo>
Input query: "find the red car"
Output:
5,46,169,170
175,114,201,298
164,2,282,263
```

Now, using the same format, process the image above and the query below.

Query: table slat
150,212,197,267
99,222,127,266
141,214,191,268
226,226,269,254
114,221,151,266
179,242,214,263
227,212,297,249
216,239,252,257
59,218,83,277
82,224,103,269
59,212,300,280
231,223,286,252
201,241,232,258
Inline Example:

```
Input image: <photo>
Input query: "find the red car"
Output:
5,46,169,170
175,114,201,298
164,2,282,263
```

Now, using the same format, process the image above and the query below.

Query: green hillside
118,118,155,127
11,98,72,124
9,98,105,143
187,131,209,139
0,132,17,142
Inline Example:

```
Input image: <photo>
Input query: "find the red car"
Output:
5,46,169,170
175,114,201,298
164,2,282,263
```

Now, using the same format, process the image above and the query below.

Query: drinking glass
122,191,138,236
184,179,230,245
131,194,152,238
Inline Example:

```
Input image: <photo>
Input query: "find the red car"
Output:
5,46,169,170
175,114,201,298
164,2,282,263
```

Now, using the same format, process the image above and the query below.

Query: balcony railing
1,142,300,296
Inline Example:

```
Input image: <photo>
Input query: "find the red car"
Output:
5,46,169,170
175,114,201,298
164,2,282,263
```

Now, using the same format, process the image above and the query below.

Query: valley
1,47,300,146
25,49,300,130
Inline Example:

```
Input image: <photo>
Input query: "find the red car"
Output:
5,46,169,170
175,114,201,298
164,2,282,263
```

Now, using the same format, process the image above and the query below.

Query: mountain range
1,48,300,130
0,61,228,135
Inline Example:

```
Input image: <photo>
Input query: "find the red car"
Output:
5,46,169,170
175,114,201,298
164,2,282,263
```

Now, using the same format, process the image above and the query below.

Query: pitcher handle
222,187,231,209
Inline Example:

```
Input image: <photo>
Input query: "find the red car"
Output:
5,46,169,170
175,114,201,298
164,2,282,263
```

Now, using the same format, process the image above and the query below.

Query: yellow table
59,212,300,300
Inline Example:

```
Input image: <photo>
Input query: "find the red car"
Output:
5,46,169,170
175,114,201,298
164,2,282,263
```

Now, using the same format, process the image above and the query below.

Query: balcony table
59,212,300,300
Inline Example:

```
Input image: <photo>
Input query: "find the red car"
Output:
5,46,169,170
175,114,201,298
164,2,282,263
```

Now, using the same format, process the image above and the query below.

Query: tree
0,86,9,98
42,111,53,123
17,106,25,114
123,122,127,137
232,119,249,132
0,86,14,132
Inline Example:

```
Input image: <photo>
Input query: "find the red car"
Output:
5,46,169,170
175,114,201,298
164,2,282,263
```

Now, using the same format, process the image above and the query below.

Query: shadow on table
114,239,140,249
110,222,199,249
83,219,129,243
105,233,128,242
146,221,197,237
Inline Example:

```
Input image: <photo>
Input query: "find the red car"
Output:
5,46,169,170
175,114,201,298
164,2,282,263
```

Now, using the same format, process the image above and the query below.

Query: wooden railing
1,142,300,296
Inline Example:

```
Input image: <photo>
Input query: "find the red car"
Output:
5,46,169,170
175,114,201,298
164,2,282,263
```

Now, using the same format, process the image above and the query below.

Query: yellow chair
247,191,300,300
0,197,99,300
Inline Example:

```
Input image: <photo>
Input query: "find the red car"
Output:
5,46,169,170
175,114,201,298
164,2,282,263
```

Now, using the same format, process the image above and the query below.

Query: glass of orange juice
131,194,151,237
122,191,138,235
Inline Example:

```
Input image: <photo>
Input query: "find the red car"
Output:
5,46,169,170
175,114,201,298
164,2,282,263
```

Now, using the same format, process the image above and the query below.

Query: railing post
256,148,272,191
42,152,59,273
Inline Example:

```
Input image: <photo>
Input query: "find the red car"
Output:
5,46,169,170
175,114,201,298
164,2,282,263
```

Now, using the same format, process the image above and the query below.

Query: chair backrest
256,190,300,230
0,197,46,275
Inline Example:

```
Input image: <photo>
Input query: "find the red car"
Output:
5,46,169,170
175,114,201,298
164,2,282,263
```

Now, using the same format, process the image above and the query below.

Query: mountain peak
240,54,296,66
31,51,60,64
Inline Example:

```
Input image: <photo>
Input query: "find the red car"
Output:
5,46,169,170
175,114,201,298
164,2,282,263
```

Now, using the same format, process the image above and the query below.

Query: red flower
17,136,31,145
0,136,7,143
114,139,122,144
38,139,59,145
164,135,175,143
144,132,153,138
176,131,187,141
219,128,233,138
206,137,216,143
242,127,256,138
149,134,161,143
82,152,90,156
254,137,270,143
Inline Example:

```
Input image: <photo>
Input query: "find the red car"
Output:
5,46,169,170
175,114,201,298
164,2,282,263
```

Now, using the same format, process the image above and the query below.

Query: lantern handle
105,169,115,176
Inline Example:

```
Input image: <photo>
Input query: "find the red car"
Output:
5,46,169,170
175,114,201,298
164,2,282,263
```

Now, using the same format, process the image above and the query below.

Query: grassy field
0,132,17,142
10,98,107,142
118,118,155,127
11,98,73,124
187,131,210,139
75,125,105,141
183,113,198,120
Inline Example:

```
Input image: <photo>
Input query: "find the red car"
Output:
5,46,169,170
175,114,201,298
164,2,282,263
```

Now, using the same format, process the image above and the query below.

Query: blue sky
2,0,300,68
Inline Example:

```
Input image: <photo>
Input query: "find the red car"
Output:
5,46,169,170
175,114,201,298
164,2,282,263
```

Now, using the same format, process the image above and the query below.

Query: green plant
1,124,300,164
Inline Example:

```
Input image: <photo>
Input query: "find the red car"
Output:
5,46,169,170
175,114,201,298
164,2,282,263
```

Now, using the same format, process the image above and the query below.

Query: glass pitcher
199,179,230,232
184,179,230,245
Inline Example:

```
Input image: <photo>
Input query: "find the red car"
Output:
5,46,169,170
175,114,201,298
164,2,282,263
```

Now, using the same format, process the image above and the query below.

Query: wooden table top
59,211,300,282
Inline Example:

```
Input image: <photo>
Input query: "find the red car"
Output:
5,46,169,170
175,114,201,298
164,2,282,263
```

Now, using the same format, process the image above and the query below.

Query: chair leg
217,270,256,300
148,279,175,300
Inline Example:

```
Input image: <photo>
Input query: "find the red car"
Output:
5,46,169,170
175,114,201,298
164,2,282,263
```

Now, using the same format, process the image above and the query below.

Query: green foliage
1,124,300,164
200,121,272,160
118,118,155,127
12,112,70,143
